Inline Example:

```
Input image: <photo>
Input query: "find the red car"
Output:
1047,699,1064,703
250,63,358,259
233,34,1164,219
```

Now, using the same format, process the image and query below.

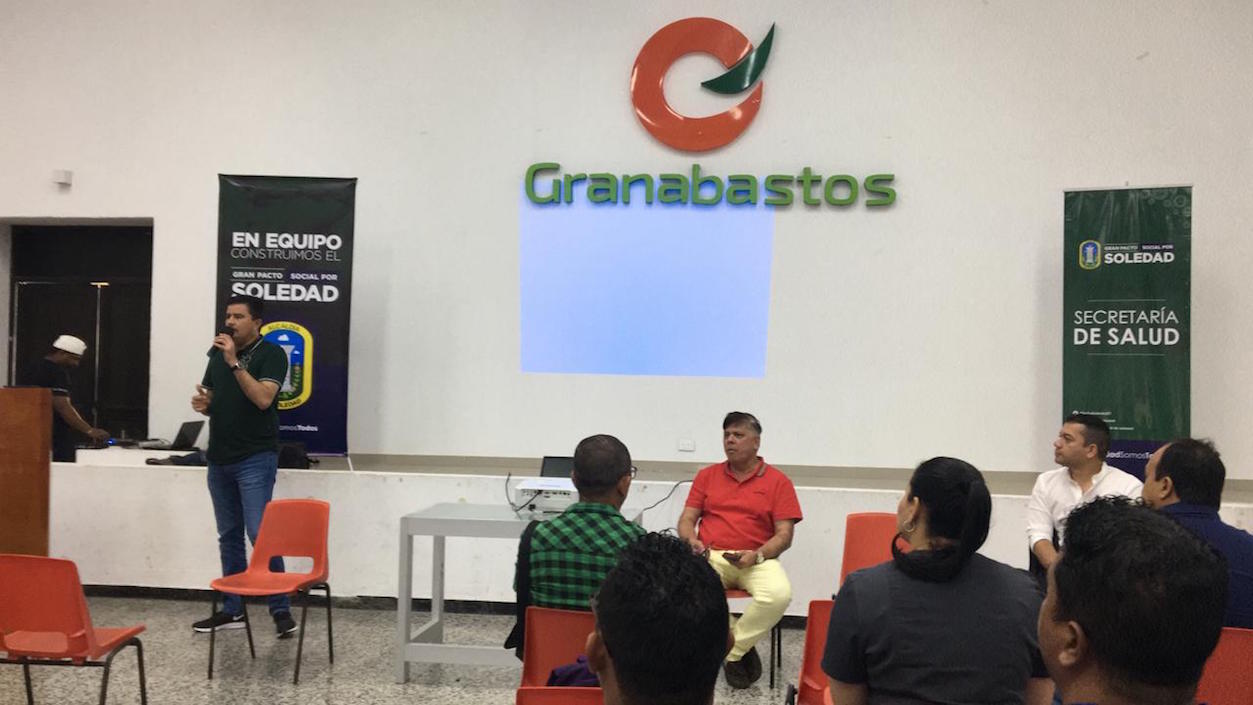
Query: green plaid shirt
528,502,645,610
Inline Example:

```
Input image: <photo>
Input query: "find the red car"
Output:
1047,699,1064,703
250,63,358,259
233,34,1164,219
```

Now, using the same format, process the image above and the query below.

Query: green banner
1063,187,1190,477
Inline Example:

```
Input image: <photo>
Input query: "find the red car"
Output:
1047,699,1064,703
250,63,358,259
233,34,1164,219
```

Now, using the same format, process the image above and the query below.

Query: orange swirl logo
631,18,776,153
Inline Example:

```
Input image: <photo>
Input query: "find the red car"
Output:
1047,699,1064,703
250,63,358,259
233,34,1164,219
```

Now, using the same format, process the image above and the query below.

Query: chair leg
293,592,310,684
133,638,148,705
761,623,771,691
242,600,255,659
98,645,120,705
22,659,34,705
322,582,334,664
207,593,217,680
777,623,783,669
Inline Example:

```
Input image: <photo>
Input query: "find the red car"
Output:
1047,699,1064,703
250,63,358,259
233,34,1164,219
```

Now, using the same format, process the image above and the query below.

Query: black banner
216,175,356,455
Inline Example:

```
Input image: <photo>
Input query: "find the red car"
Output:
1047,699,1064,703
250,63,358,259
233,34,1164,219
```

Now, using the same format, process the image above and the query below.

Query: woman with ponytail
821,457,1053,705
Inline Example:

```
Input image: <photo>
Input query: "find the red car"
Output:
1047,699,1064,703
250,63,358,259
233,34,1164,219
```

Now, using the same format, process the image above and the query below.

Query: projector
514,477,578,514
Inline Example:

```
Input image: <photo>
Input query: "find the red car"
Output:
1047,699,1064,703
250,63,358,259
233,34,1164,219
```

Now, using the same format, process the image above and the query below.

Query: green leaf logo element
700,24,775,95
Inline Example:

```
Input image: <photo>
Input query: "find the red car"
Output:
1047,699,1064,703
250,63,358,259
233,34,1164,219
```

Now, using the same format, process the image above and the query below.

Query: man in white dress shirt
1027,413,1142,573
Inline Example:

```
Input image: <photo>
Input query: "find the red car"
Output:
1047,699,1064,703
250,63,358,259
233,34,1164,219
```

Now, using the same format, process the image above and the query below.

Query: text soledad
231,281,339,302
525,163,895,207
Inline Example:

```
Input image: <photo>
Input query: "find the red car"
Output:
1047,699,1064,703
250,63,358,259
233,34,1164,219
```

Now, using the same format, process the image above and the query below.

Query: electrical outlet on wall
677,438,695,452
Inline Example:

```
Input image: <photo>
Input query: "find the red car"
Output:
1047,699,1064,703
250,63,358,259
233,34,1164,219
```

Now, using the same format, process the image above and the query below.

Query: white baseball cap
52,335,87,356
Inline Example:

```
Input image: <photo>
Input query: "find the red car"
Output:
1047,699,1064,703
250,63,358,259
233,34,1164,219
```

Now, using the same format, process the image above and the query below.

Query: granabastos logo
524,18,896,209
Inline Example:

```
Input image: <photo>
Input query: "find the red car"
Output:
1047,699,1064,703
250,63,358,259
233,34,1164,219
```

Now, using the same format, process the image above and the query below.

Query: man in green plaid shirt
527,434,645,609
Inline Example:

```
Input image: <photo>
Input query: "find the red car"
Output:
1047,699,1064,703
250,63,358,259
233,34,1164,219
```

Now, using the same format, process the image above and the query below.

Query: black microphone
208,326,234,355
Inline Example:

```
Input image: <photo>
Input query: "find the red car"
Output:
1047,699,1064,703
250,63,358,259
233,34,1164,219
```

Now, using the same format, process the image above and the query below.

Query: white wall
1,1,1250,476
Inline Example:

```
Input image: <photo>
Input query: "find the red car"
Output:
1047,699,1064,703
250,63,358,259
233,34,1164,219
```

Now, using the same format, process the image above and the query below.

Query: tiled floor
0,597,803,704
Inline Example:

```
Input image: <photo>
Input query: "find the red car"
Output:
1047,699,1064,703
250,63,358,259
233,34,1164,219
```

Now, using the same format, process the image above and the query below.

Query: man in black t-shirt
190,295,296,638
33,334,109,462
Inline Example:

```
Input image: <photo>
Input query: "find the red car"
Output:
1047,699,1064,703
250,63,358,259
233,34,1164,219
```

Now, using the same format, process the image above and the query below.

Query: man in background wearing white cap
33,334,109,462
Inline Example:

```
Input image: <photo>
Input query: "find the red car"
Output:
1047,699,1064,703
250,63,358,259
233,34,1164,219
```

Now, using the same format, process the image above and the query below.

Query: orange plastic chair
839,513,901,586
1195,626,1253,705
726,588,784,688
520,606,597,687
206,498,332,684
0,554,147,705
784,599,833,705
515,686,603,704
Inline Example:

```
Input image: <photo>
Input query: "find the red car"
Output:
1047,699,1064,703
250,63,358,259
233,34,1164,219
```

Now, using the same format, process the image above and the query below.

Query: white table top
61,447,194,466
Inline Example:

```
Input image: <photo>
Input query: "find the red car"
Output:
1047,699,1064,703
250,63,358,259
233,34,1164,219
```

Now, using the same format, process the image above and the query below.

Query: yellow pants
708,551,793,661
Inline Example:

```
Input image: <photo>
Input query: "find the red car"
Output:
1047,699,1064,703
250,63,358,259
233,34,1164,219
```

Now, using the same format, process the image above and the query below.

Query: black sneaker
193,611,245,632
274,611,298,639
741,645,763,683
724,646,762,689
724,655,751,689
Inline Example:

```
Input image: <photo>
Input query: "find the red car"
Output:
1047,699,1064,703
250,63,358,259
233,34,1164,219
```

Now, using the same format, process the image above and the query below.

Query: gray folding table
395,502,531,682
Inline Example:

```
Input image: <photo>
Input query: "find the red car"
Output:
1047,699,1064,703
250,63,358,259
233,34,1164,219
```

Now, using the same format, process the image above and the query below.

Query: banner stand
216,175,357,455
1062,187,1190,478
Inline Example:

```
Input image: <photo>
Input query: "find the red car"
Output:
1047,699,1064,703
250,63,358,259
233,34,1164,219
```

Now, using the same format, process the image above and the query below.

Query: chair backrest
0,554,96,657
249,499,330,579
1195,626,1253,705
521,606,597,687
795,600,834,705
839,512,899,586
515,686,603,705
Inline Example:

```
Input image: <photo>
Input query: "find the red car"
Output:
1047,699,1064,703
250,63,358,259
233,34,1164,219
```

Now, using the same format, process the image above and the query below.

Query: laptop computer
139,421,204,451
540,455,574,478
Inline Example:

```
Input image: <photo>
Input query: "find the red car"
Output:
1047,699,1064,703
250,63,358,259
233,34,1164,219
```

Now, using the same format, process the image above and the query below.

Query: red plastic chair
726,588,784,688
516,686,603,704
0,553,147,705
839,513,901,586
206,498,332,684
784,599,833,705
1195,626,1253,705
519,606,597,687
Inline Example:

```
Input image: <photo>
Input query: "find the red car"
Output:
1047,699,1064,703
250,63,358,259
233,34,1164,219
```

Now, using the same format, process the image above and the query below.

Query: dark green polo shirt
201,336,287,464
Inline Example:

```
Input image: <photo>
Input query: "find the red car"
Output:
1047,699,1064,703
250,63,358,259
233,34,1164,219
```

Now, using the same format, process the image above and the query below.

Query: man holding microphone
190,295,296,638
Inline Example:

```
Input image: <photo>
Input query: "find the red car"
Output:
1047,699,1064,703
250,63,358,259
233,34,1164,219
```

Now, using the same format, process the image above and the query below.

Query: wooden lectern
0,387,52,555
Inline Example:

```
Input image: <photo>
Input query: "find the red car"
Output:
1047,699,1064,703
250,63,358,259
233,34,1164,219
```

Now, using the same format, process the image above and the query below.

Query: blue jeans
207,451,289,616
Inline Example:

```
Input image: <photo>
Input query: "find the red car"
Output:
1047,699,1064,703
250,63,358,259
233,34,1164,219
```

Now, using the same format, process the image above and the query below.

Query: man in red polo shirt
678,411,803,689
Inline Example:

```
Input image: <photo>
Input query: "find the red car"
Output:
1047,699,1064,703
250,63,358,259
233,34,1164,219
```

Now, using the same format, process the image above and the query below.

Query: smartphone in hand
721,551,742,563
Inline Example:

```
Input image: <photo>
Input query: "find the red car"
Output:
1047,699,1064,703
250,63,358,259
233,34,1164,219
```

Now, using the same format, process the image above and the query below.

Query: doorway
8,224,153,440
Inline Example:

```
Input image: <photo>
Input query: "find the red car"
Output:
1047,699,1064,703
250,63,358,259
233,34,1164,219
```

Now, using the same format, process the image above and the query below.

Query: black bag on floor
278,442,312,469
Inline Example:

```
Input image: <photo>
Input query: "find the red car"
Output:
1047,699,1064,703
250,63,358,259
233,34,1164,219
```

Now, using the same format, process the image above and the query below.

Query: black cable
505,472,541,513
639,478,691,515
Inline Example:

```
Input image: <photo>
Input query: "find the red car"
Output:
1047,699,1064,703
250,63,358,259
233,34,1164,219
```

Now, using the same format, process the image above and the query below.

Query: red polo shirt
685,459,803,549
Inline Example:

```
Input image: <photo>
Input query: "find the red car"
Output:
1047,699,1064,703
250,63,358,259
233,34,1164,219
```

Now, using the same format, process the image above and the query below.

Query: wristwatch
754,551,765,565
231,361,245,372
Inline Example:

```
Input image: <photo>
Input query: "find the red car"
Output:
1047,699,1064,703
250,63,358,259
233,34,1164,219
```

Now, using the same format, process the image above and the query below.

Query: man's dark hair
572,434,631,496
1053,496,1226,700
1063,412,1111,459
1158,438,1226,509
722,411,761,435
594,533,728,705
226,294,264,319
